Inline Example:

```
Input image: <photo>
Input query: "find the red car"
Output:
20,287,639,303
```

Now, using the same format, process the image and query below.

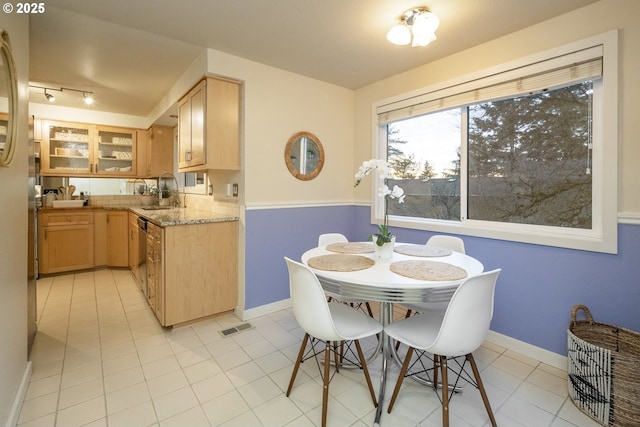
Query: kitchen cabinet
136,125,174,178
162,220,238,326
177,77,240,172
147,222,164,323
95,210,129,268
128,212,139,280
40,120,137,177
38,210,94,274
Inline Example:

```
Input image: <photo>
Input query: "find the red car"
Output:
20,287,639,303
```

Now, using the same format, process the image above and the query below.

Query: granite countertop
129,207,239,227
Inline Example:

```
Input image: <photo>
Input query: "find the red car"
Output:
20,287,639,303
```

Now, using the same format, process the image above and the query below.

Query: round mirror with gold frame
0,30,18,167
285,131,324,181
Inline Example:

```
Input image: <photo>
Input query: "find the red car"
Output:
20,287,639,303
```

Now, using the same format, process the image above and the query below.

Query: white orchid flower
379,185,392,197
355,158,390,186
389,185,405,203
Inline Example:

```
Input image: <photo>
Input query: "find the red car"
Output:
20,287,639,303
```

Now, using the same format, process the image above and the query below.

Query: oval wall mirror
0,30,18,167
284,131,324,181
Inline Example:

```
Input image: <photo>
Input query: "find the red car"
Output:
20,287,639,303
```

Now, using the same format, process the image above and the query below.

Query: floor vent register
219,322,253,337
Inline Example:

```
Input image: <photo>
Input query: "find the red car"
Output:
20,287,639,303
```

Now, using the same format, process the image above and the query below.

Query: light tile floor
18,269,601,427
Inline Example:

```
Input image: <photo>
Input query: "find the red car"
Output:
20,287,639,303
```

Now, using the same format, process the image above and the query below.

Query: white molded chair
284,257,382,427
386,269,501,427
317,232,348,247
318,233,375,318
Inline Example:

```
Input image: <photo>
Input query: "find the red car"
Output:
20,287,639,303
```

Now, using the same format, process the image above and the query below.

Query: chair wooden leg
433,354,440,391
354,339,377,407
286,333,309,396
467,353,497,427
440,355,450,427
365,302,375,318
333,341,340,372
322,341,331,427
387,347,414,413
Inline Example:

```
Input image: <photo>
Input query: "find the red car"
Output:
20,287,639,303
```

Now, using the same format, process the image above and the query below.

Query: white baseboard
6,361,31,427
235,298,292,321
486,330,567,370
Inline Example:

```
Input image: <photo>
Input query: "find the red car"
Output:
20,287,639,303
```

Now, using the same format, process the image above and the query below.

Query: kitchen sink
141,206,172,210
52,200,85,208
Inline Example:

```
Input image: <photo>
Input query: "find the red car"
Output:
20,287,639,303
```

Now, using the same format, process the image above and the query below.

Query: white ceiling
29,0,597,122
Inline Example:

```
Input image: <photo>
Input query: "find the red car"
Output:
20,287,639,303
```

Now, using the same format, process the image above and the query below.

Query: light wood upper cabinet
95,126,137,176
177,77,240,172
137,125,174,178
40,120,137,177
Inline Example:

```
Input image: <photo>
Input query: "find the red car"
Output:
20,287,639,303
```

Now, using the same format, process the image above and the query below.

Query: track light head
44,89,55,102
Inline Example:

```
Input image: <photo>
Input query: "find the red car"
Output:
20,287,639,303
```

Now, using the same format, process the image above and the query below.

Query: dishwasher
136,216,148,298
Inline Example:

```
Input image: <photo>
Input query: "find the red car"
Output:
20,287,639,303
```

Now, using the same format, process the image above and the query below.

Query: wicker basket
567,305,640,426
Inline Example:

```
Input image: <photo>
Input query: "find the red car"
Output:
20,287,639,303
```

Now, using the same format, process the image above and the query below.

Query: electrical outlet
232,183,238,197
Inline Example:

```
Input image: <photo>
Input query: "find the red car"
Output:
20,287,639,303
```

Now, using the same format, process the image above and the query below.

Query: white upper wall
354,0,640,217
204,49,355,207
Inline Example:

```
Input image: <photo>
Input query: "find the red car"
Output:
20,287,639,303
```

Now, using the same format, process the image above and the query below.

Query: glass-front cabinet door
40,120,137,177
95,126,136,176
41,120,92,175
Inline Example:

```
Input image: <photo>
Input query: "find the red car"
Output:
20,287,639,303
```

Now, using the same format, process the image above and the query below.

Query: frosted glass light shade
386,24,411,45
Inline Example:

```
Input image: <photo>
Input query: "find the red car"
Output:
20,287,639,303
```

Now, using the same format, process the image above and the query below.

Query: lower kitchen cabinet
128,212,139,281
154,220,238,327
95,210,129,267
147,222,164,323
38,211,95,274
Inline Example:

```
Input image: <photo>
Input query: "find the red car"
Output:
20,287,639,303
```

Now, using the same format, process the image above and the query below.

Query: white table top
301,243,484,303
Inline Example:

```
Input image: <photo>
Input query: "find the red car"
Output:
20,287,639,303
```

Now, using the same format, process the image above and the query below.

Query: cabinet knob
67,216,71,221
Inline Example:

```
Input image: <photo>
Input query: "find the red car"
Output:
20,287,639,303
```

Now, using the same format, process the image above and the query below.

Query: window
374,32,618,253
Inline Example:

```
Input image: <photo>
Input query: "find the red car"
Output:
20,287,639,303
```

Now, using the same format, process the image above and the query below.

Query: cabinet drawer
40,211,94,226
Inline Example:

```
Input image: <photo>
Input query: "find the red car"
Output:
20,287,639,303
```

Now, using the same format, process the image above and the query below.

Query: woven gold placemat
394,244,452,257
390,260,468,281
308,254,375,272
326,242,374,254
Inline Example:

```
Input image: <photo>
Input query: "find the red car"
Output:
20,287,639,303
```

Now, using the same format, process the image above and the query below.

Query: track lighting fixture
83,92,94,105
29,84,95,106
44,89,55,102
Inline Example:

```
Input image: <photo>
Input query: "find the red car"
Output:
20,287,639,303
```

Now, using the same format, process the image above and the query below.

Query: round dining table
301,241,484,426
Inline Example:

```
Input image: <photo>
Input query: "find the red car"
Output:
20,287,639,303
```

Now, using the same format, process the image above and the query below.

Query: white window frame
371,31,618,254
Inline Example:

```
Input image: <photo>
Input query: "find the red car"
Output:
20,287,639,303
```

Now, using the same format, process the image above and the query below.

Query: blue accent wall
245,205,640,356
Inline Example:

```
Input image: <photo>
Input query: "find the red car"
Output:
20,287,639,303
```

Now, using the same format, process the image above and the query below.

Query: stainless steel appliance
136,216,148,297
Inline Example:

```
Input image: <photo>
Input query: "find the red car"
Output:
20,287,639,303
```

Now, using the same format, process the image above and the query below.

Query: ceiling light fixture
44,89,55,102
29,84,95,106
387,7,440,47
83,92,94,105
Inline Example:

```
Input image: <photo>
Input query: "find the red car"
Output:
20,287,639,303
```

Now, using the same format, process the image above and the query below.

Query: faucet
133,178,147,195
159,173,181,208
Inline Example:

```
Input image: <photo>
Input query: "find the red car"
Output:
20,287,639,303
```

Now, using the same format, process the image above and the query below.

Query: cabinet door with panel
95,126,137,176
137,125,174,178
128,212,139,280
177,77,240,172
41,120,92,175
94,210,128,268
38,211,94,274
146,222,164,324
106,211,129,267
178,79,205,169
40,120,137,177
